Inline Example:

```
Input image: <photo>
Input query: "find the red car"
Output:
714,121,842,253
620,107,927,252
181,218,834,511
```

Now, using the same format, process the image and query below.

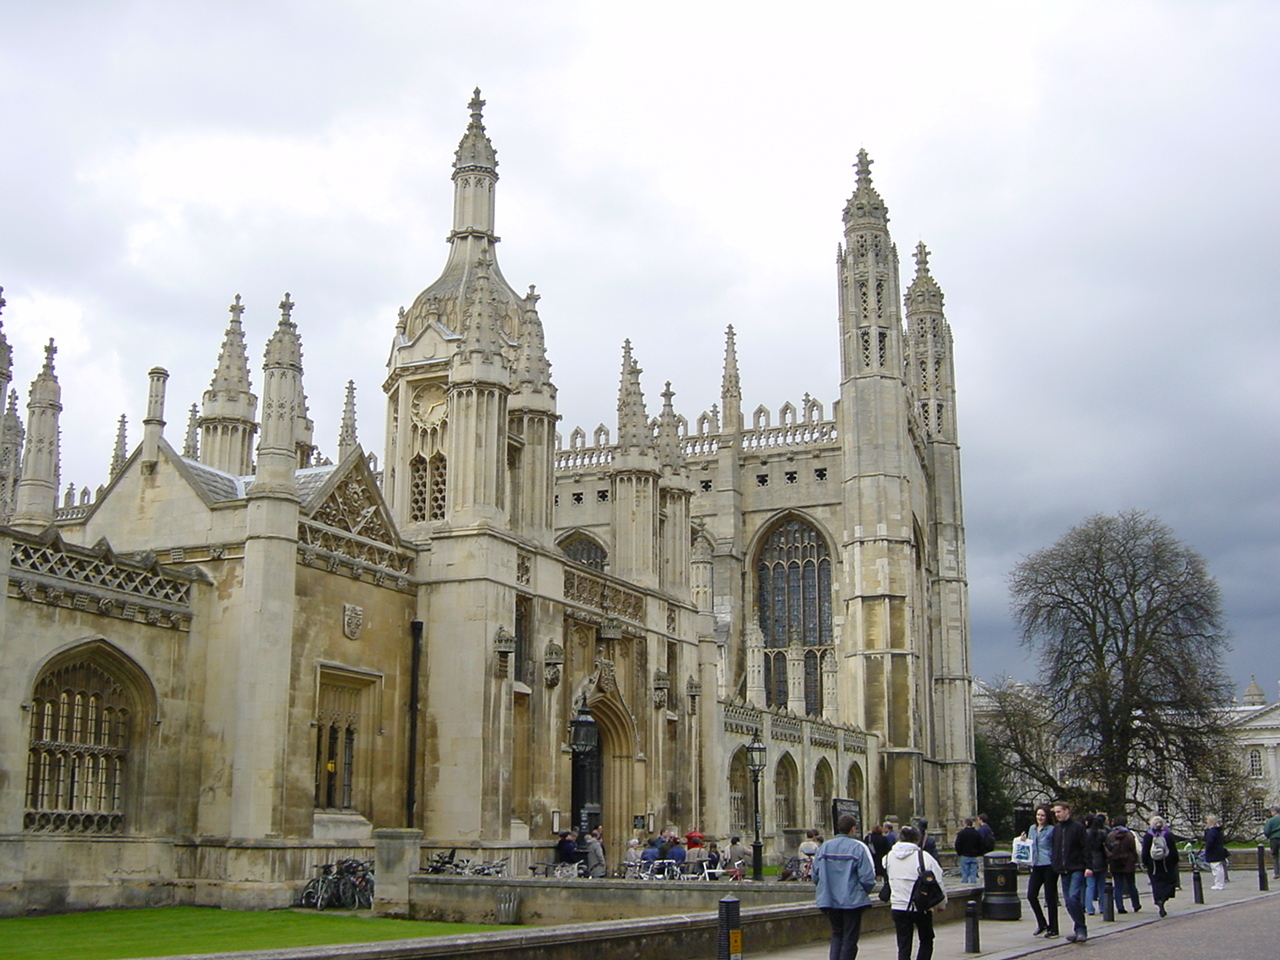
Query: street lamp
745,732,767,882
569,699,600,836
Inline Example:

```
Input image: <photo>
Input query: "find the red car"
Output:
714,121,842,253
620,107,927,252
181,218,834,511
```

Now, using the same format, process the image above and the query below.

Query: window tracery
25,658,134,834
756,518,833,715
560,531,608,571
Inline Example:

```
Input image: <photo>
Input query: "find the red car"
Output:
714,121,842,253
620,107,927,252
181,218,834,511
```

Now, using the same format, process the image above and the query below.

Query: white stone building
0,92,973,914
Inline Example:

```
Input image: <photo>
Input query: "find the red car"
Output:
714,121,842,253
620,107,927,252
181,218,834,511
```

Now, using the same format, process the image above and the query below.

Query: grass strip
0,906,513,960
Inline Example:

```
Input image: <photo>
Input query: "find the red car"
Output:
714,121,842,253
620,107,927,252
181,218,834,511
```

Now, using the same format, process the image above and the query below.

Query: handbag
909,849,946,912
879,877,892,902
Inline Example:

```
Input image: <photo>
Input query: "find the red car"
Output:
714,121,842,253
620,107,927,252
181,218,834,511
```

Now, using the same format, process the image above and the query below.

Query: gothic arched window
25,657,137,835
756,517,833,714
560,531,608,572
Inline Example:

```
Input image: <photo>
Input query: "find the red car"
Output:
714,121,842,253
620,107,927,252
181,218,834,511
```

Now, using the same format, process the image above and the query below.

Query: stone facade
0,92,973,915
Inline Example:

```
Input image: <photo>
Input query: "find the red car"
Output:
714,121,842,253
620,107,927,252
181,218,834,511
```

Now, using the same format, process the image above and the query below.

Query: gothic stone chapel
0,92,973,913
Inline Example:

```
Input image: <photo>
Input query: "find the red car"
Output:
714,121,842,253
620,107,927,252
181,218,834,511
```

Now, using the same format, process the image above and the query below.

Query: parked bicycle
298,858,375,910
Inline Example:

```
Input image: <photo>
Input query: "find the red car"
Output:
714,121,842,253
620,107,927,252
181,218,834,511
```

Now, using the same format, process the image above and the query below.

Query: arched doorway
584,691,637,868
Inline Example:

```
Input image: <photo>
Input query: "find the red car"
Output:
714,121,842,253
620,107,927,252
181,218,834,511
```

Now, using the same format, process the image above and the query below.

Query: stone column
373,828,423,918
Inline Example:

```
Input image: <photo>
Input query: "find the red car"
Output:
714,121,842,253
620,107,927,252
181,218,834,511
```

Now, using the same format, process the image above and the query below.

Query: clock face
410,384,447,428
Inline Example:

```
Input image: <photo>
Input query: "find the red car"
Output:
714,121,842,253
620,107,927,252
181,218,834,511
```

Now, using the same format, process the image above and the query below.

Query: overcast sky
2,1,1276,695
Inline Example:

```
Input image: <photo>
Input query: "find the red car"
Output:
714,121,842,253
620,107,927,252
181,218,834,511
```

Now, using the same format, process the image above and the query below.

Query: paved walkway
756,874,1278,960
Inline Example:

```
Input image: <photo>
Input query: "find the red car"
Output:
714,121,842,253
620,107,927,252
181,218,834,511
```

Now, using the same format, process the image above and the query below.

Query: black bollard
1192,865,1204,904
1103,878,1115,922
965,899,981,953
717,895,742,960
1258,845,1269,892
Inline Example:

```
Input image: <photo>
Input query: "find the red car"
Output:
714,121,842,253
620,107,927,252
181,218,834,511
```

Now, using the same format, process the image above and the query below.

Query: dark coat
955,826,987,859
1141,829,1181,902
1106,827,1139,874
1203,825,1228,863
1050,816,1088,873
864,830,891,876
1085,825,1109,874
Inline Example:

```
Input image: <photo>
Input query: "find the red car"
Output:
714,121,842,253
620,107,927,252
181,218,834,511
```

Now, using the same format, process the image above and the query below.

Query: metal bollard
1102,878,1115,922
1192,865,1204,904
965,900,981,953
717,895,742,960
1258,845,1269,892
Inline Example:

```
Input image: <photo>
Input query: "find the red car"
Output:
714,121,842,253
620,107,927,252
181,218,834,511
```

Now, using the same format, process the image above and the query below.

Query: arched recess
813,757,834,830
558,530,608,572
727,747,750,836
585,688,638,867
846,760,865,820
24,638,157,836
774,752,798,830
750,512,836,714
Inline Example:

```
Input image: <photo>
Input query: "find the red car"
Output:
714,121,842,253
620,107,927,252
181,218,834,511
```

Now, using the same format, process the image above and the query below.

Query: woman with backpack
1083,814,1109,915
1105,816,1142,913
1141,815,1181,917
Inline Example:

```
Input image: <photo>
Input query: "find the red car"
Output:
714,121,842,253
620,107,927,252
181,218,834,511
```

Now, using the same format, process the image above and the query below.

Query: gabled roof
299,445,401,549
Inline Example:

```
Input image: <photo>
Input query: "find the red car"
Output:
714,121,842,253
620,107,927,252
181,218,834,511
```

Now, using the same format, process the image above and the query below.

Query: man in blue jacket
813,814,877,960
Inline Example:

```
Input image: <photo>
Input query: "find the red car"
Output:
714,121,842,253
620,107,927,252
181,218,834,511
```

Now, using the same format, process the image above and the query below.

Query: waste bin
981,852,1021,920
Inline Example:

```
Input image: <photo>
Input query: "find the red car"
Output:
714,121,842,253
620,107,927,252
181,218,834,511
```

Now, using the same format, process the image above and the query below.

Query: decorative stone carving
652,668,669,709
343,604,364,640
543,641,564,688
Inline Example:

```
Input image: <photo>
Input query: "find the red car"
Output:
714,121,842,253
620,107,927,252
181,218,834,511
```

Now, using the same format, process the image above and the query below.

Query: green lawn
0,906,514,960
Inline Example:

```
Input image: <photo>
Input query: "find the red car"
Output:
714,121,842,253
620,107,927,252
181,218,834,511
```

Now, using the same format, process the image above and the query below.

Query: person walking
1020,805,1059,938
1105,816,1142,913
886,824,947,960
1050,801,1090,943
584,827,607,878
864,822,891,879
1203,814,1228,890
1264,806,1280,879
1083,814,1109,915
976,814,996,855
953,818,985,884
1141,815,1180,917
812,813,877,960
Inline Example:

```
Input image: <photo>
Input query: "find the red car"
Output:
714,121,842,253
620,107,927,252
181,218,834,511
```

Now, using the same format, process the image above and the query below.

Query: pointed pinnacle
229,293,245,322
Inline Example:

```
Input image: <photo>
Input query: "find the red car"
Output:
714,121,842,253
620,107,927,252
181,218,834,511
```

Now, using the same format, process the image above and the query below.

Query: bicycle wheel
356,877,374,909
315,879,333,910
299,880,320,908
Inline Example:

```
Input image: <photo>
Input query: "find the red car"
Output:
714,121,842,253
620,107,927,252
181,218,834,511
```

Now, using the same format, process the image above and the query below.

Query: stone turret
183,404,199,459
253,295,303,499
10,340,61,532
905,242,957,442
141,366,168,471
199,294,259,476
610,341,660,588
508,285,557,541
0,291,20,521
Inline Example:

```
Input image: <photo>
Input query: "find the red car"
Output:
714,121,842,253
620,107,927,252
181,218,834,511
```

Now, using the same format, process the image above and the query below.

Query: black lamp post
569,699,600,836
745,732,767,882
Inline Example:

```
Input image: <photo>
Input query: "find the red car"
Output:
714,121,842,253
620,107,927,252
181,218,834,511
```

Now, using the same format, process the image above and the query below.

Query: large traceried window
559,531,608,572
26,657,138,835
756,517,833,715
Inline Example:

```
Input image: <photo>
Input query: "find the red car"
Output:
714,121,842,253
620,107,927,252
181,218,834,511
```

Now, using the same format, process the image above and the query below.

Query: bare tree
1006,510,1232,815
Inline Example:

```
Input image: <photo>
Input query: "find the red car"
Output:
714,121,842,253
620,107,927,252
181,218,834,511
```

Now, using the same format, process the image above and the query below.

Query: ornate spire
513,284,553,393
454,87,498,175
265,294,303,370
656,381,685,470
207,294,254,395
720,325,742,434
110,413,128,477
905,241,945,317
183,404,199,459
0,285,11,389
338,380,359,462
616,340,651,450
458,253,506,363
0,388,24,522
842,148,889,233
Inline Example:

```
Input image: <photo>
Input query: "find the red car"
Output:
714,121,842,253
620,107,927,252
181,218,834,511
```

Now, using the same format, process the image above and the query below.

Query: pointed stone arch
774,751,799,829
585,687,639,865
24,638,158,836
752,405,771,429
813,757,834,830
592,424,611,448
778,401,797,426
727,745,751,836
557,529,608,572
846,760,865,813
